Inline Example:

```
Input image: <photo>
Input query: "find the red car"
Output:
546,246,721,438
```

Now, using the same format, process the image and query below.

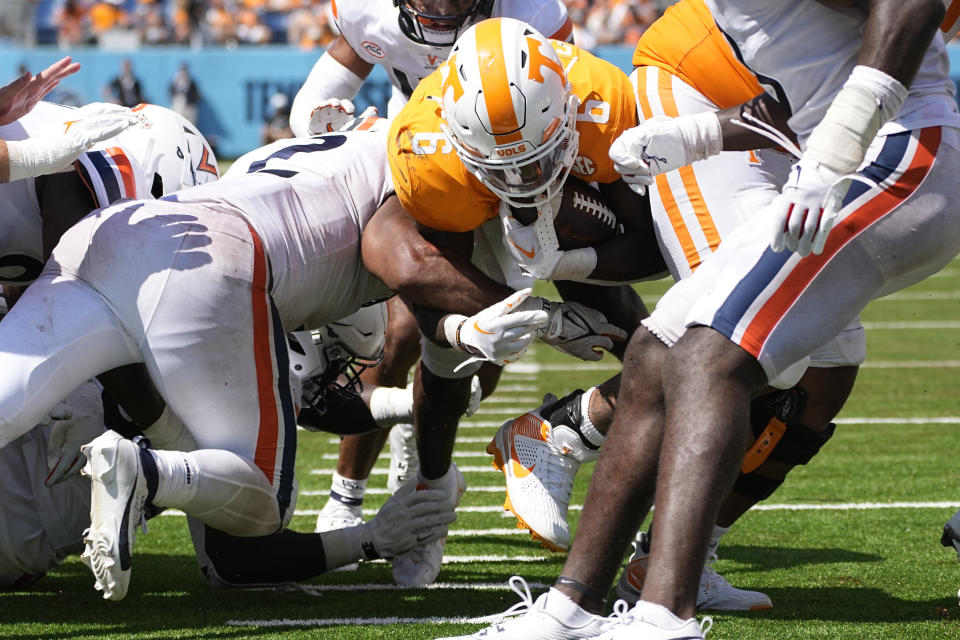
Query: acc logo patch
362,41,386,58
572,156,596,176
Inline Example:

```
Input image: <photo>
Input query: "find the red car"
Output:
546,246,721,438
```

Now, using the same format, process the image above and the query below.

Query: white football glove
768,154,849,256
307,99,379,135
6,102,138,182
449,288,549,368
519,297,627,361
608,112,723,195
359,481,457,560
44,381,106,487
500,198,599,282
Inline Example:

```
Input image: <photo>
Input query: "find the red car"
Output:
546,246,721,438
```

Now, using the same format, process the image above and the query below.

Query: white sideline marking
299,486,505,496
320,451,492,460
862,320,960,329
227,616,476,627
502,359,960,374
309,466,495,475
750,501,960,510
481,396,540,404
835,416,960,424
160,501,960,521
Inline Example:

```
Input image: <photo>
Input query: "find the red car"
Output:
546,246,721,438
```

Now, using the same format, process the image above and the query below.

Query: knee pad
735,388,836,501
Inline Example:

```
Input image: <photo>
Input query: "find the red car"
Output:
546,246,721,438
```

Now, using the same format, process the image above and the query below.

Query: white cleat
486,395,597,551
315,498,363,571
79,431,150,601
615,532,773,611
593,600,712,640
392,463,465,586
436,576,607,640
387,422,420,495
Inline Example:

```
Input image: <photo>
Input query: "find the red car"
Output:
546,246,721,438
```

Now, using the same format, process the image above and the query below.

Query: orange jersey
632,0,763,111
388,41,637,233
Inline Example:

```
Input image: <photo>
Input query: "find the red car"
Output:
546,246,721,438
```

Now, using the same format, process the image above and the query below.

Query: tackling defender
0,126,550,600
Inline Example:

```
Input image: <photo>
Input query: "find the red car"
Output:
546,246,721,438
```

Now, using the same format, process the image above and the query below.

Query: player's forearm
584,231,668,284
717,92,795,152
289,40,372,137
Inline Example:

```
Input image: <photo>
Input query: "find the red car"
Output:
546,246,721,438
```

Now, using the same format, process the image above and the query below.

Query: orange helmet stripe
475,19,522,144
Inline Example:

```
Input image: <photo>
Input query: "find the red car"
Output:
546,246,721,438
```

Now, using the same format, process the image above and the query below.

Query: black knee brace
733,388,836,501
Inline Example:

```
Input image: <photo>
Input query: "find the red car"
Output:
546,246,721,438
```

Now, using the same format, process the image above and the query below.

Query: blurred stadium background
6,0,957,158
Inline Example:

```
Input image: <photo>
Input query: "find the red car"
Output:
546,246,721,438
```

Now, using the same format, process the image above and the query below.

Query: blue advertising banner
2,45,957,158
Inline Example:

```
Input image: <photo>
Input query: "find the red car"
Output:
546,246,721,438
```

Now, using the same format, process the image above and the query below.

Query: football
510,177,618,249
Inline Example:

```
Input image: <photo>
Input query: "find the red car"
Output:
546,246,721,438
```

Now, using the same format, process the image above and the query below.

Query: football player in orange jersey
368,17,668,587
292,1,577,549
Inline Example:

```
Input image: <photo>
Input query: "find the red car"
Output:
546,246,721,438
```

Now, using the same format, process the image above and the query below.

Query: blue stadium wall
4,45,960,158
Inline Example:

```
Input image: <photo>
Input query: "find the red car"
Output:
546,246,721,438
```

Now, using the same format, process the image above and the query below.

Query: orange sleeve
631,0,763,109
556,43,638,185
387,72,500,233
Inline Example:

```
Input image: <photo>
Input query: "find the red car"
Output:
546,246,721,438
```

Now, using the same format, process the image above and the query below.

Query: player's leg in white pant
0,275,141,449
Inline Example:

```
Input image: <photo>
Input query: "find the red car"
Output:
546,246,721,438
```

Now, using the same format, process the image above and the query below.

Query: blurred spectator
54,0,89,48
138,4,173,45
105,58,145,107
88,0,132,43
236,6,272,44
170,62,200,125
203,0,237,46
287,1,337,50
262,91,293,144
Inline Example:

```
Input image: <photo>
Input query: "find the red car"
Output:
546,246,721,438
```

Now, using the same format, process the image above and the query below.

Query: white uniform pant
651,126,960,382
0,199,298,524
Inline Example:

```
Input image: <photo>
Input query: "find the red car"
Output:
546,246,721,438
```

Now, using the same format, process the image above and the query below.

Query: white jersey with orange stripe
705,0,960,143
196,129,395,331
333,0,571,115
0,102,219,287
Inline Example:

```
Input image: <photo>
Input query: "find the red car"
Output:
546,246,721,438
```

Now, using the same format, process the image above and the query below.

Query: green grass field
3,267,960,639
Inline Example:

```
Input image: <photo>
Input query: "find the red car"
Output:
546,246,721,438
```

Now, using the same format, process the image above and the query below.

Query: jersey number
246,135,348,178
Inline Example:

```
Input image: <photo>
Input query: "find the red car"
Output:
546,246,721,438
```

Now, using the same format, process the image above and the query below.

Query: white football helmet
116,104,219,197
440,17,580,208
288,302,388,413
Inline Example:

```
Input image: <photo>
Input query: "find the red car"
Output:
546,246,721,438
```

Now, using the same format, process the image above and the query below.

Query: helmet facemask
288,328,383,416
440,18,582,208
444,93,580,208
394,0,494,46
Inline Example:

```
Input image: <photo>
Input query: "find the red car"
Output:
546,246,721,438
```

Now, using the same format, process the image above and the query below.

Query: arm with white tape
289,36,373,137
1,102,137,183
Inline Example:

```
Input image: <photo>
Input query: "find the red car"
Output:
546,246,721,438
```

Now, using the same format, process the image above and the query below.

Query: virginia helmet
440,17,579,207
288,302,388,414
394,0,495,46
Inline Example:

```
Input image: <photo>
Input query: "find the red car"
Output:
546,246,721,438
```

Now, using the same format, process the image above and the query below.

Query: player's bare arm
0,57,80,127
818,0,945,84
362,195,514,324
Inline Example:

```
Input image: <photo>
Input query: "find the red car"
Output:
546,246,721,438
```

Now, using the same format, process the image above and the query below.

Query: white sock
544,587,598,625
636,600,692,627
330,471,367,506
418,466,450,490
368,385,414,428
707,524,730,559
578,387,605,448
150,449,200,508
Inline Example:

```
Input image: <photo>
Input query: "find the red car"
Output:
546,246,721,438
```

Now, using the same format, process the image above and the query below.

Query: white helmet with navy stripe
288,302,388,414
440,17,579,208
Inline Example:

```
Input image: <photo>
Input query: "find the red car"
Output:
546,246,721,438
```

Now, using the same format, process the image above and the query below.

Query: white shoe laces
598,598,636,632
469,576,536,625
700,553,731,594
